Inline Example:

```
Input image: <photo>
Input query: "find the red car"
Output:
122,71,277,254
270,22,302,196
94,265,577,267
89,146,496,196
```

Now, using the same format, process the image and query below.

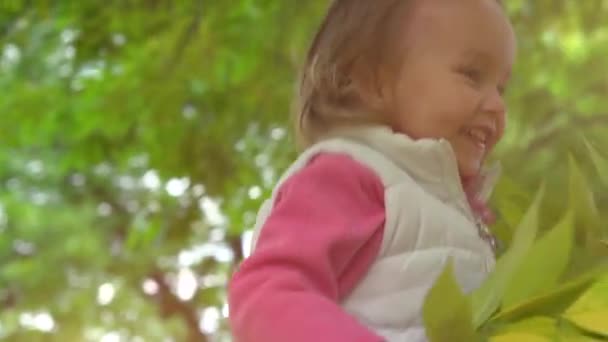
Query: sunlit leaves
564,277,608,337
423,260,478,342
424,158,608,340
471,185,544,328
502,210,574,307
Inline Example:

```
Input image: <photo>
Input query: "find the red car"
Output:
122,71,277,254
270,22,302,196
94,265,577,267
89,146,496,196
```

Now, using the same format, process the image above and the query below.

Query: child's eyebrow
462,49,492,65
462,49,512,79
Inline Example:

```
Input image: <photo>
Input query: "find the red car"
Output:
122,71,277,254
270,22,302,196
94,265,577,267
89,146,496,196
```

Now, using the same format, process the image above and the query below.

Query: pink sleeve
228,153,386,342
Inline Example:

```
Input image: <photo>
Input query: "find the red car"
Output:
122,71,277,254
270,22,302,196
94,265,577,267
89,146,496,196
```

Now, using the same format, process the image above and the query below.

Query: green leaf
491,317,557,339
556,316,608,341
126,214,163,250
565,244,608,281
422,259,478,342
492,176,532,245
564,311,608,338
490,271,600,323
583,137,608,188
565,276,608,316
563,276,608,337
502,211,575,307
490,332,552,342
471,184,545,328
568,155,602,245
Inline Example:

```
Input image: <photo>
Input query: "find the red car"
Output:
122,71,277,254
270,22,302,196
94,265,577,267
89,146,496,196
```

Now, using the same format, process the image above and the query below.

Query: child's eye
497,84,507,96
459,67,482,84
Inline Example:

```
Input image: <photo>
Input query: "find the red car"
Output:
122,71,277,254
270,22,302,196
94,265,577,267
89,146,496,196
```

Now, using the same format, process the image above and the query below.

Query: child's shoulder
305,153,373,177
279,152,385,202
248,152,387,253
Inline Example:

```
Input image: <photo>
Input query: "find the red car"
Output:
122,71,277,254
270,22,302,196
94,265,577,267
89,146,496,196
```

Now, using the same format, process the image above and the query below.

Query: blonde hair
293,0,505,148
294,0,412,148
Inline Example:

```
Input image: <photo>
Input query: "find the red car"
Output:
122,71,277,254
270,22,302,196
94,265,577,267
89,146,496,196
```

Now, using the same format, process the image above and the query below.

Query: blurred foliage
1,0,608,341
423,158,608,340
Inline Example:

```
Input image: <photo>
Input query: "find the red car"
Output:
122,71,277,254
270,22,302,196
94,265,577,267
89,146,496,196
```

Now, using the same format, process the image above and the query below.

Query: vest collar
326,125,501,204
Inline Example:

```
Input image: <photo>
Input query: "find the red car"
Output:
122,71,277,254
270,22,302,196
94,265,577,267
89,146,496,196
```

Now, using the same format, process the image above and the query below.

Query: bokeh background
2,1,608,341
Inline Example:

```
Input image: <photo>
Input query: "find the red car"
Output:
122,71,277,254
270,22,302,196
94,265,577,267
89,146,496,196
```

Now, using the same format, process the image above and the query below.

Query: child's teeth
466,129,487,150
468,129,485,142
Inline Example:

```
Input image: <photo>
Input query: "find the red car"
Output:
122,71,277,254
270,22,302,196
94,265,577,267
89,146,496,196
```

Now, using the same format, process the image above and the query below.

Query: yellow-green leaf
490,272,598,323
471,184,545,328
564,311,608,337
556,319,607,342
422,259,478,342
583,137,608,188
492,317,557,338
564,245,608,281
502,211,575,307
491,176,532,244
568,155,602,245
565,276,608,315
490,332,551,342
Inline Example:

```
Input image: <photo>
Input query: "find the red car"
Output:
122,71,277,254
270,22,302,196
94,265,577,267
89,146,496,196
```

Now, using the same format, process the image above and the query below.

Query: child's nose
482,89,507,140
482,89,506,115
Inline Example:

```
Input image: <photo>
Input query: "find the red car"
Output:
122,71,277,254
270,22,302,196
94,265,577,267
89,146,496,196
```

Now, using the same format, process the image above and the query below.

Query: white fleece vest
250,126,497,341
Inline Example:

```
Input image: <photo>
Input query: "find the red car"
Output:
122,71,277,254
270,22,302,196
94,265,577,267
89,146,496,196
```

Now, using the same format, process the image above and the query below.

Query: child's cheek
496,111,506,143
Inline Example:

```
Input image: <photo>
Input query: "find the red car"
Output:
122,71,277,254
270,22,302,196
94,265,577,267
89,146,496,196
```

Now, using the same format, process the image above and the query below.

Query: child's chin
458,162,482,182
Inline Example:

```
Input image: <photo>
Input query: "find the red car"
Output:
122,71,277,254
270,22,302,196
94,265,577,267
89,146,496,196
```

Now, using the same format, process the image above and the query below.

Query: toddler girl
229,0,516,340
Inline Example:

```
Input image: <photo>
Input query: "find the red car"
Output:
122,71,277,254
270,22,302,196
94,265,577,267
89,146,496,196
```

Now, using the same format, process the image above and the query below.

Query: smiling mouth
464,128,488,151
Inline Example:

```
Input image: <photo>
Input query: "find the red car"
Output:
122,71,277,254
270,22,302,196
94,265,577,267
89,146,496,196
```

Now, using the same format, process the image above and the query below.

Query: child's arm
228,154,386,342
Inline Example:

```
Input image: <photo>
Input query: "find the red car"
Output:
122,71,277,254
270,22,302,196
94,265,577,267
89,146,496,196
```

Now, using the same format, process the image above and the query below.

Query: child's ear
361,76,397,125
351,62,392,112
363,86,387,111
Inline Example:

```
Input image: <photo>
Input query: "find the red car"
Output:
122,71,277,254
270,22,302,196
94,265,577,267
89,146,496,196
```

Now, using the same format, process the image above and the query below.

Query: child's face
387,0,516,181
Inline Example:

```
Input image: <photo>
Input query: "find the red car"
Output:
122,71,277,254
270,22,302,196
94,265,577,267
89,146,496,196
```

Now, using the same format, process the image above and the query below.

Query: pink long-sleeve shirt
228,153,386,342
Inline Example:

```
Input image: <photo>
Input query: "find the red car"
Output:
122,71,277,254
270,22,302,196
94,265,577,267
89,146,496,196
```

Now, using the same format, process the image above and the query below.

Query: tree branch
150,270,209,342
228,235,244,264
